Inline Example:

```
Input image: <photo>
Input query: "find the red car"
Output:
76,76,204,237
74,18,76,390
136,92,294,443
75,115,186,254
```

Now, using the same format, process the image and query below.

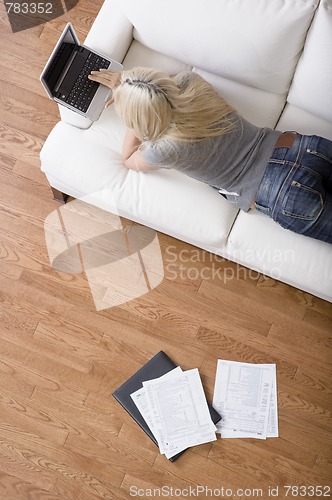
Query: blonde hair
114,67,235,143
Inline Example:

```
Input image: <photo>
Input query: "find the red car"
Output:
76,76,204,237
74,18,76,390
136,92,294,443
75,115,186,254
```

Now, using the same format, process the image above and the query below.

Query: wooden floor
0,3,332,499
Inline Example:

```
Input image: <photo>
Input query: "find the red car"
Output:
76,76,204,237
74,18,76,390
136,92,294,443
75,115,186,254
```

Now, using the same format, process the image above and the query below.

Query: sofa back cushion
119,0,318,94
287,0,332,124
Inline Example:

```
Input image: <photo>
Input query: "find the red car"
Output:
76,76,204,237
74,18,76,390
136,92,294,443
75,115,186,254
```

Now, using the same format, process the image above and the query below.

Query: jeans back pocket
282,179,323,220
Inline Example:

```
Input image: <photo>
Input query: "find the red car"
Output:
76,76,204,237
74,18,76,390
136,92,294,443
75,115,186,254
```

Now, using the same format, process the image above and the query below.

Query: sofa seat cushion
277,104,332,140
225,210,332,302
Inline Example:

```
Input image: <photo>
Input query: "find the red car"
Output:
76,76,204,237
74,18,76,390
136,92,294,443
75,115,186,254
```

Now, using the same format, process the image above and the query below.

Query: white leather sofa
40,0,332,303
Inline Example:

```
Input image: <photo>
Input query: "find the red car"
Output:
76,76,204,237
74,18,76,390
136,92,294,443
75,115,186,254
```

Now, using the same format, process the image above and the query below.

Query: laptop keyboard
66,52,110,112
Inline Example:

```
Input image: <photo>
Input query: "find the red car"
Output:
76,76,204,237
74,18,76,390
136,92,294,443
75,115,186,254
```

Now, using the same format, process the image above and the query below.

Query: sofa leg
51,187,69,203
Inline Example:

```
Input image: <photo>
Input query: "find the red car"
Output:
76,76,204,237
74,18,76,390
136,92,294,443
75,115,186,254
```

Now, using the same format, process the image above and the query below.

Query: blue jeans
255,134,332,243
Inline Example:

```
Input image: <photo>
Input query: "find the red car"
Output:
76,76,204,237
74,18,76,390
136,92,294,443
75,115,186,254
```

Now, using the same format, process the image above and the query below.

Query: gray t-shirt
142,113,281,211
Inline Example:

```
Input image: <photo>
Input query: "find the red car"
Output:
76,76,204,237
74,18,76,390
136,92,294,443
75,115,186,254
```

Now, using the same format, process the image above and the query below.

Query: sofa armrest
58,107,94,129
84,0,133,62
58,0,133,130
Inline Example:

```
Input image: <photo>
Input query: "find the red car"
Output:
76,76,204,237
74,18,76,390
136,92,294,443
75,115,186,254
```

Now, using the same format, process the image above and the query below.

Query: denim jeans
255,134,332,243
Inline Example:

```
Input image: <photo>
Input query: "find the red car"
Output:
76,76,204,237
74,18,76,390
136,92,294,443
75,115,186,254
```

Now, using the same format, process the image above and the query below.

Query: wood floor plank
0,121,44,164
0,206,50,245
208,439,330,490
0,31,51,64
0,151,16,170
0,95,59,139
31,386,122,437
294,367,332,397
120,472,191,499
12,159,52,185
268,322,332,370
119,279,272,337
0,335,93,400
279,413,332,457
0,272,118,344
0,398,69,447
0,451,55,493
0,62,45,99
0,257,23,280
0,371,35,400
0,78,59,120
53,476,129,500
0,471,62,500
153,450,264,498
20,267,97,310
198,278,306,324
0,228,53,275
197,325,298,376
314,456,332,477
0,425,123,499
0,353,57,395
257,274,332,316
33,321,111,372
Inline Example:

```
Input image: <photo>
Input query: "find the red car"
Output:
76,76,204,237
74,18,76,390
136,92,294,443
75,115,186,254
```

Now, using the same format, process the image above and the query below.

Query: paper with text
267,378,279,438
142,368,217,458
213,360,278,439
130,366,183,440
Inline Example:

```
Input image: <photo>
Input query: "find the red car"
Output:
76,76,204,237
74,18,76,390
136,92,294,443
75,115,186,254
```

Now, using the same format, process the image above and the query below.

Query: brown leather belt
275,131,297,149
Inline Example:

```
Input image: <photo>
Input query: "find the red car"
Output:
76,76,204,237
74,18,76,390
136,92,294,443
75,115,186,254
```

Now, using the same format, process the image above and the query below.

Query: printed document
213,360,278,439
130,367,183,440
131,368,217,458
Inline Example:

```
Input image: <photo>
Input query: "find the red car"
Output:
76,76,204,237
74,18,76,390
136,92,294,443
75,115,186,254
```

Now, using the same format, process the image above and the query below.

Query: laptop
40,23,123,121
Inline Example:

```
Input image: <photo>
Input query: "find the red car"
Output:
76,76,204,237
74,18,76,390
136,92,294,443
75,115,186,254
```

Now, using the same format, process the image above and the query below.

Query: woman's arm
122,129,159,172
89,71,159,172
122,128,140,162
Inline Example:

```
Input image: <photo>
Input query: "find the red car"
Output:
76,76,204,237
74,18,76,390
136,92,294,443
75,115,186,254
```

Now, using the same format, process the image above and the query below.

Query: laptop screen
42,26,78,96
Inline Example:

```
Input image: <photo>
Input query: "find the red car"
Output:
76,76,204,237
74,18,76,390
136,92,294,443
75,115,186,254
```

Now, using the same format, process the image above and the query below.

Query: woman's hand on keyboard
88,69,122,107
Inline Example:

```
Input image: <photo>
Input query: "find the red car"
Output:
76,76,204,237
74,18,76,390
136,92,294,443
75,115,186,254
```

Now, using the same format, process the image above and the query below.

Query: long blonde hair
114,67,235,142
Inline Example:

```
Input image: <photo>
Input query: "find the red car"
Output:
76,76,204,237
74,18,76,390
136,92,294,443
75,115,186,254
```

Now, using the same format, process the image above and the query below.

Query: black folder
112,351,221,462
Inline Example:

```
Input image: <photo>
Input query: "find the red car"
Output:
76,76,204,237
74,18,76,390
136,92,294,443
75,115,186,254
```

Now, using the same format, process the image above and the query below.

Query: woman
88,67,332,243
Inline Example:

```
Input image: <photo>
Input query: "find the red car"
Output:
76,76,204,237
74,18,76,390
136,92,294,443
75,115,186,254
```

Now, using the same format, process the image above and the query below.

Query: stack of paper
130,367,218,458
213,360,278,439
